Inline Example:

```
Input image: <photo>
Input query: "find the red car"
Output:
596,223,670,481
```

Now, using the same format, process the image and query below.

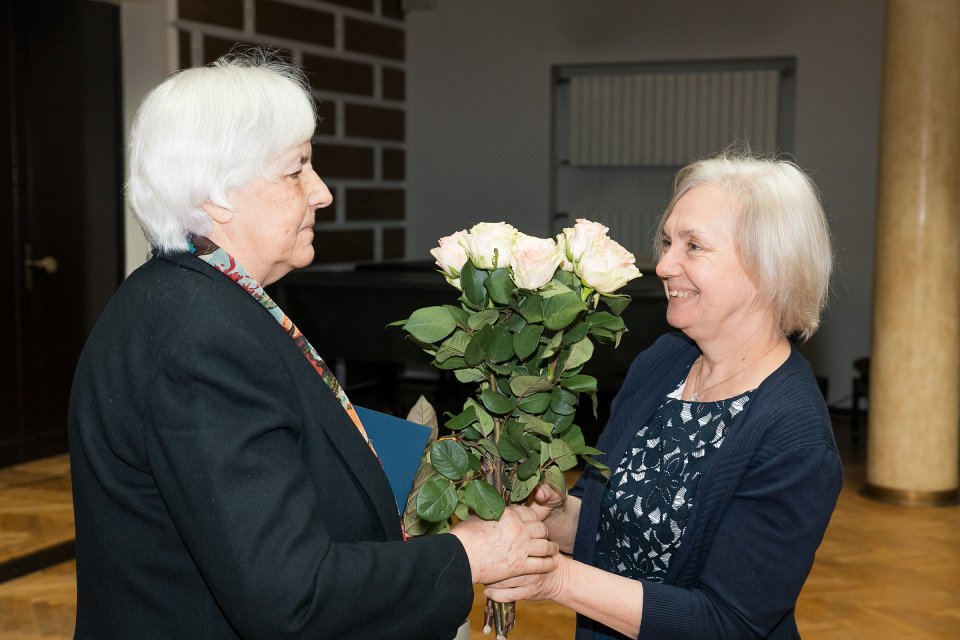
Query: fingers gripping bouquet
395,220,640,638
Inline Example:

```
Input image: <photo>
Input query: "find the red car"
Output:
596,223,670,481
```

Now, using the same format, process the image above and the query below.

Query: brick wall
176,0,406,264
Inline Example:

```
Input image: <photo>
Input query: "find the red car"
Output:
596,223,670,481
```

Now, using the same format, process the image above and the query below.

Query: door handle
23,243,58,290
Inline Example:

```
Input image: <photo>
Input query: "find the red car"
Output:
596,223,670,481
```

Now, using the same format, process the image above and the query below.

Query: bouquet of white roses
394,219,640,638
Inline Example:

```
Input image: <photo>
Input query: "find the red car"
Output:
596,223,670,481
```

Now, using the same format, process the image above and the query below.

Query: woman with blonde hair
488,152,842,640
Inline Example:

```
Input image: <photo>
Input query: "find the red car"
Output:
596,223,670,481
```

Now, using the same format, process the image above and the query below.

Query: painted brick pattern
176,0,406,264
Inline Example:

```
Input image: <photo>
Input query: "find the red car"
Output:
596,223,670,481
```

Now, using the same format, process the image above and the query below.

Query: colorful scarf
190,236,376,455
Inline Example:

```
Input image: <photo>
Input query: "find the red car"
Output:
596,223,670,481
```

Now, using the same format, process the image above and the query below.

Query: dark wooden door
0,0,123,466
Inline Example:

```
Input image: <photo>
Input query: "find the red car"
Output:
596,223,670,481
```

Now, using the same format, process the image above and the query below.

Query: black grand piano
269,262,671,443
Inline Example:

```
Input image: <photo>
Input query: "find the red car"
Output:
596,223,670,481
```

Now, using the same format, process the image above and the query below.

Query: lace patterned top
593,378,752,583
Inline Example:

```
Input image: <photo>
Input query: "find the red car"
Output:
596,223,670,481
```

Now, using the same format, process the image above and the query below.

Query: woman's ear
200,199,233,224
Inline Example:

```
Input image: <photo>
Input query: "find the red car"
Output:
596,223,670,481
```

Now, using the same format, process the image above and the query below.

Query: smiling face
655,184,765,344
204,141,332,285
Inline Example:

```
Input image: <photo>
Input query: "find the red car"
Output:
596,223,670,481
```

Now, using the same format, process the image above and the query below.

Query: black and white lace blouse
593,378,753,583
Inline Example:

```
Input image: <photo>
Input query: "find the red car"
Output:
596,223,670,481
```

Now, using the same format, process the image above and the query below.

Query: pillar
866,0,960,506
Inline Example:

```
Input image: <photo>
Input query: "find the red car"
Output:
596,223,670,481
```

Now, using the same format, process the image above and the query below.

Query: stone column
866,0,960,505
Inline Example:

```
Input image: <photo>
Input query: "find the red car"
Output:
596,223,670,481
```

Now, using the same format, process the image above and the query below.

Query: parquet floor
1,417,958,639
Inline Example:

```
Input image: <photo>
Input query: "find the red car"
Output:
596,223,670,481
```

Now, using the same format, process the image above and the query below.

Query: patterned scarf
189,235,376,456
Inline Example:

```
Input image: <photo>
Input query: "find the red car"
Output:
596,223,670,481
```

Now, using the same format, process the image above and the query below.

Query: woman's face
212,141,332,285
655,184,761,343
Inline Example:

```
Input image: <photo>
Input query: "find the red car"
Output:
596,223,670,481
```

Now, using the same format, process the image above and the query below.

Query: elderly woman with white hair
486,153,843,639
68,52,557,640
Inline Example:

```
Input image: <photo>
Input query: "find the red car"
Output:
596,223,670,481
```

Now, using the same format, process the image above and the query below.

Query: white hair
654,150,834,341
127,50,316,253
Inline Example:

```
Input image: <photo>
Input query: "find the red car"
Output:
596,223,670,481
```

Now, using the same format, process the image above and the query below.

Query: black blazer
69,252,473,639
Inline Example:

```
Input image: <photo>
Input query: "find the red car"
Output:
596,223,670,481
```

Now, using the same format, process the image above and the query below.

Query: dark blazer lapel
316,396,403,539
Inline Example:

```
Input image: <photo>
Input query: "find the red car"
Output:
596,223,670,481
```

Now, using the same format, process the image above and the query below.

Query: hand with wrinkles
450,505,559,585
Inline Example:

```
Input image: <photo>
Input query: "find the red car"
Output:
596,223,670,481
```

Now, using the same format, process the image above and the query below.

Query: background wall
405,0,886,407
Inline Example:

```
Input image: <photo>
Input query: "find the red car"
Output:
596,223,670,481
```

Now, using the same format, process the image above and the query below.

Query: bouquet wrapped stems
396,220,639,637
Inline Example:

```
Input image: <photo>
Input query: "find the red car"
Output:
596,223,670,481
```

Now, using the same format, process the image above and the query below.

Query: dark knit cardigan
571,333,842,640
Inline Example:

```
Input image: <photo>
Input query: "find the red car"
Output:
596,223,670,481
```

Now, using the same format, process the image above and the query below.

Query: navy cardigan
571,333,842,640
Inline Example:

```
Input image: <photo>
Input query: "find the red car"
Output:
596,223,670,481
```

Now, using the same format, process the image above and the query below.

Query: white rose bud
429,230,469,280
576,236,642,294
463,222,518,270
510,234,563,290
554,232,574,272
563,219,610,263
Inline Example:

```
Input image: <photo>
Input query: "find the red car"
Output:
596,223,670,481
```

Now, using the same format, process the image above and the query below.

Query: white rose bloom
576,236,642,294
464,222,518,270
510,234,563,290
429,230,469,279
563,219,610,263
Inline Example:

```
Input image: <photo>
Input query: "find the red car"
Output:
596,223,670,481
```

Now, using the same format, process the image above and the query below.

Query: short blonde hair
127,49,316,253
654,151,833,341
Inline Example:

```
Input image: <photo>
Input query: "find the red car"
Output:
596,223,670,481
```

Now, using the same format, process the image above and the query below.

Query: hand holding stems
483,483,645,639
450,505,558,585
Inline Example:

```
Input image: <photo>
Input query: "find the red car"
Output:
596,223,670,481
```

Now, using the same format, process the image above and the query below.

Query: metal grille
568,70,781,166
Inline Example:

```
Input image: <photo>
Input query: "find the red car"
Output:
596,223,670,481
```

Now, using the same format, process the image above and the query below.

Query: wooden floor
1,417,958,639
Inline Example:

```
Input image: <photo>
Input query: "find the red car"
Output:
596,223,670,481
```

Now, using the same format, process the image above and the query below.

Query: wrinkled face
655,184,760,343
220,141,332,285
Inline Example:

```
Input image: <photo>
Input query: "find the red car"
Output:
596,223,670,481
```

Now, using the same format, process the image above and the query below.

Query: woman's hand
483,552,568,603
528,484,581,554
450,505,559,585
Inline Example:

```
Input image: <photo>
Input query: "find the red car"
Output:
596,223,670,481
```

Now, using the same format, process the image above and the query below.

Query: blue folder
354,406,433,512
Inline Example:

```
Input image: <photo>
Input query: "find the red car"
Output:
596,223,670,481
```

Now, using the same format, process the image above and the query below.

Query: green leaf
583,455,611,480
545,409,575,434
431,440,471,480
473,438,499,460
543,465,568,498
560,321,590,347
465,398,495,437
461,261,489,308
561,373,598,393
539,280,575,298
564,337,595,370
416,477,458,522
560,424,585,450
468,309,500,330
511,473,540,502
488,326,515,363
542,292,587,331
540,331,563,360
461,426,482,440
516,295,544,323
464,324,494,365
600,293,631,316
480,388,514,415
518,392,551,413
454,368,487,383
445,406,478,431
463,479,505,520
435,329,472,362
503,312,527,333
434,355,466,370
519,413,554,438
485,268,516,305
403,306,457,343
513,324,543,361
497,420,528,462
443,304,472,329
549,387,578,415
516,456,540,480
588,311,627,332
554,269,582,292
509,375,554,398
549,438,578,471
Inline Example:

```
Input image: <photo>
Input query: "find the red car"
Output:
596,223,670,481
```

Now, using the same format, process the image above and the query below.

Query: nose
655,244,678,279
307,168,333,209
